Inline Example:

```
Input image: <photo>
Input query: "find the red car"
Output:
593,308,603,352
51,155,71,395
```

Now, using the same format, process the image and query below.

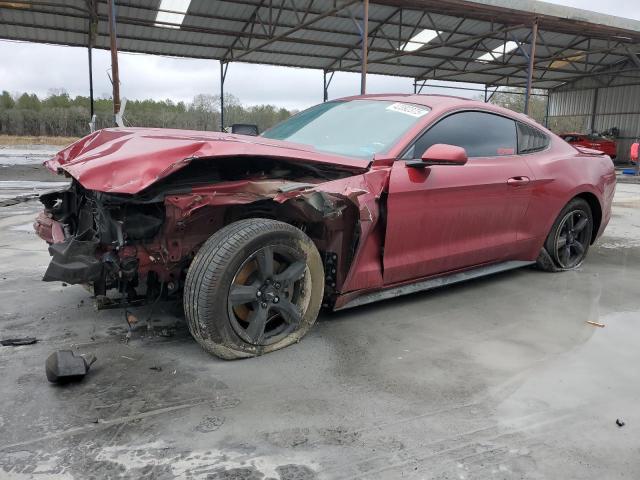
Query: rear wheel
184,219,324,359
537,198,593,271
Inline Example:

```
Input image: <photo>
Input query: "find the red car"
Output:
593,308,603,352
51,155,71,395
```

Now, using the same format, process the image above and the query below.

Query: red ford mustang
35,95,616,359
560,132,617,159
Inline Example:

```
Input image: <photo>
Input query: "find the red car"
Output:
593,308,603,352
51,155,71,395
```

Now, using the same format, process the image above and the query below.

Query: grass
0,135,80,146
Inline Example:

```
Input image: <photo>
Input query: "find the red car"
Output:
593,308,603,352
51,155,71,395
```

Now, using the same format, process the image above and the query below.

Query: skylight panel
476,41,519,63
401,29,440,52
155,0,191,29
550,53,585,69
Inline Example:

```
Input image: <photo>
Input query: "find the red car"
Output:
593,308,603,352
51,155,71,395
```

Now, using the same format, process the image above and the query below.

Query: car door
382,110,535,285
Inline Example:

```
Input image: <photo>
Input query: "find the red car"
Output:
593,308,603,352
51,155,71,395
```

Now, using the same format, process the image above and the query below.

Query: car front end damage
34,152,388,309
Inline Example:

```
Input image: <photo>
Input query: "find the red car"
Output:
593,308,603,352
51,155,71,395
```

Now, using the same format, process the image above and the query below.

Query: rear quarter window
517,123,550,154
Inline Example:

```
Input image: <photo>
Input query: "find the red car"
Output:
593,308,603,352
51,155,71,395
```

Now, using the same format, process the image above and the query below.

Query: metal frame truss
2,0,639,125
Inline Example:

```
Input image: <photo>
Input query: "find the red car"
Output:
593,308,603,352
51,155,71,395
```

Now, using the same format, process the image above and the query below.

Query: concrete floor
1,179,639,480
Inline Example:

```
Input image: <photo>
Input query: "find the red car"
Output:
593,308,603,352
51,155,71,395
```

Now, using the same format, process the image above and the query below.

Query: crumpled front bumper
42,230,104,284
35,211,104,284
34,211,65,244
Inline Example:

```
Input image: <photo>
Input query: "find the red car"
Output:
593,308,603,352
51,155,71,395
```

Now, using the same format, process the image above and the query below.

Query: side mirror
407,144,468,168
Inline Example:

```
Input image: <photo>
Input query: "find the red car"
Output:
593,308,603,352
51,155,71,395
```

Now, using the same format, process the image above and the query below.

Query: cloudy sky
1,0,639,110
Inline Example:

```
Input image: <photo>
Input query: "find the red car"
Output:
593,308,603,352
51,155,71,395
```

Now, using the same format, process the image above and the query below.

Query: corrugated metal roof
1,0,639,89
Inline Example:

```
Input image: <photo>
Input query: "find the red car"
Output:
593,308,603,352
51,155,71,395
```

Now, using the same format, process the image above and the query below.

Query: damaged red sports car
34,95,616,359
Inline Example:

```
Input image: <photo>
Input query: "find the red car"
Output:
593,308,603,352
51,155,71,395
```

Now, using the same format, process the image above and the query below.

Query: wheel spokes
271,298,302,325
574,216,588,233
229,284,259,306
255,246,274,281
556,209,591,268
230,245,308,345
246,307,269,344
274,261,306,286
557,235,568,248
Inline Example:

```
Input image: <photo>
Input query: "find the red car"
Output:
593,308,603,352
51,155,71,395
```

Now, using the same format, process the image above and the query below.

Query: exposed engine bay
35,156,385,309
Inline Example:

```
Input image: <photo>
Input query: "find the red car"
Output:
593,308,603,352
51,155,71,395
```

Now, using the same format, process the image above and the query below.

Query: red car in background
560,132,617,159
35,95,616,359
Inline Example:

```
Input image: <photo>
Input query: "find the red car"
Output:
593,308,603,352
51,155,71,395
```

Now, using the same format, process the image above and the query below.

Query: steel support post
87,0,97,131
107,0,121,119
544,90,551,127
590,87,599,133
88,45,94,119
324,71,328,101
360,0,369,95
220,61,229,131
524,20,538,115
323,70,334,102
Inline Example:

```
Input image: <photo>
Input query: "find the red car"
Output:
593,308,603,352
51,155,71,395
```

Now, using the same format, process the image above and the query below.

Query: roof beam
226,0,360,62
102,0,615,53
624,45,640,69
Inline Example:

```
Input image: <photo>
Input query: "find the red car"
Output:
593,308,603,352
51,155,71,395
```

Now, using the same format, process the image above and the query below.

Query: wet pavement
1,156,639,478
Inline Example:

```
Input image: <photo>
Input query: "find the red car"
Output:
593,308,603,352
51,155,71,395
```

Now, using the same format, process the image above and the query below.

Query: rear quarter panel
520,138,615,258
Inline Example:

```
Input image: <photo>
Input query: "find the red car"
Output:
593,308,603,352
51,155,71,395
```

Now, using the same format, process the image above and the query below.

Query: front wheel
184,219,324,359
537,198,593,271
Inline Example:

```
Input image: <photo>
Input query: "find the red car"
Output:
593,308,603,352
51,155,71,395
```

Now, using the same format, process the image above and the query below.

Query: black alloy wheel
227,245,310,346
552,209,591,269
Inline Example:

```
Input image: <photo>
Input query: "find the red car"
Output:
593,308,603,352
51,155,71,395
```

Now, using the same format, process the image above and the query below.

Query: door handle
507,176,530,186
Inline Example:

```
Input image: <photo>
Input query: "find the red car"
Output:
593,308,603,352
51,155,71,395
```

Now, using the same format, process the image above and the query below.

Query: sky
1,0,639,111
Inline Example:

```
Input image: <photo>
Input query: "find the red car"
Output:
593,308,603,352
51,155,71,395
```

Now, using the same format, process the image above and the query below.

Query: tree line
0,86,572,139
0,89,295,137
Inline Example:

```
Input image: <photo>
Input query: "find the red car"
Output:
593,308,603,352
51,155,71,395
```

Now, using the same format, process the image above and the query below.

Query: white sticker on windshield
385,102,429,118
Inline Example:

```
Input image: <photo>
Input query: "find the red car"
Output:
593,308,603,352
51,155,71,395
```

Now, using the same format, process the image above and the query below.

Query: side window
407,111,517,159
517,122,550,154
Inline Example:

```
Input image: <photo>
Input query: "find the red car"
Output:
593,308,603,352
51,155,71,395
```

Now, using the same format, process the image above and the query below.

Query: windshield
261,100,430,158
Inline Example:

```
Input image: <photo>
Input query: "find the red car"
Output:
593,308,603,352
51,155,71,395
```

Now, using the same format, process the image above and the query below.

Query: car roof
333,93,540,126
336,93,474,107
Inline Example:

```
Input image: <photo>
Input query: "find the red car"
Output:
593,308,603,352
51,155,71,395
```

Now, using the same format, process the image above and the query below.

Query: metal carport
1,0,639,159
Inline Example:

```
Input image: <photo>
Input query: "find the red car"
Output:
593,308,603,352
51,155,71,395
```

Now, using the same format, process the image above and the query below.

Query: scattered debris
586,321,605,328
95,296,146,310
149,366,163,372
126,312,139,327
121,355,135,361
1,337,37,346
45,350,96,383
616,418,626,427
156,327,174,338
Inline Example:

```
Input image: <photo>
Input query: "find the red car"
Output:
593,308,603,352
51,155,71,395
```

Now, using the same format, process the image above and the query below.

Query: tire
184,218,324,359
536,198,593,272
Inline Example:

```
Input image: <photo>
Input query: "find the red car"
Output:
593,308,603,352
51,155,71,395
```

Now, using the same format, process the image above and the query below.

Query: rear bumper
596,173,616,240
